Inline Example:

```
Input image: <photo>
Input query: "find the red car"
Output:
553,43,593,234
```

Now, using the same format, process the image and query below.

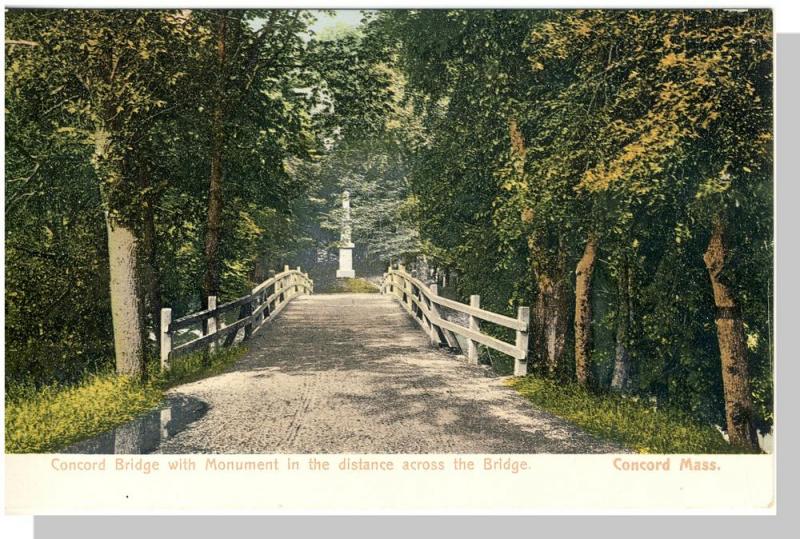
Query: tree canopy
5,8,773,451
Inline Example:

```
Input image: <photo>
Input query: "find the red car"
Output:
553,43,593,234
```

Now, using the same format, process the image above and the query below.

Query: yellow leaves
747,332,759,351
620,142,646,163
694,165,732,200
659,51,687,68
521,208,535,224
573,19,592,38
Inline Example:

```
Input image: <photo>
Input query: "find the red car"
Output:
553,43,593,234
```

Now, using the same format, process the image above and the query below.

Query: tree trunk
574,234,598,386
611,257,632,392
94,126,146,379
203,12,227,299
142,202,161,337
106,214,146,378
138,166,162,343
534,273,569,377
703,218,759,451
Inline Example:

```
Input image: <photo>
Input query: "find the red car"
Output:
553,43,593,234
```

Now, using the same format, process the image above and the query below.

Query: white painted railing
380,265,530,375
160,265,313,370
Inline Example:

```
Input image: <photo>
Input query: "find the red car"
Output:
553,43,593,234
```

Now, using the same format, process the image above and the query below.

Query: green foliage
5,9,391,386
6,374,162,453
4,8,774,448
151,346,245,390
5,346,245,453
324,278,380,294
380,9,773,436
508,376,749,454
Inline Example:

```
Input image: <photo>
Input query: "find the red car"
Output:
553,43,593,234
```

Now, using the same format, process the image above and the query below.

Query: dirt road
154,293,620,453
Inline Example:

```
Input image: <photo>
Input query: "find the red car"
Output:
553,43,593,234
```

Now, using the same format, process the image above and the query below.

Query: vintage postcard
3,4,775,514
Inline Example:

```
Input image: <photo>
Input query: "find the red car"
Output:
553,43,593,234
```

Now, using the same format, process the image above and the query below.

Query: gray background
27,31,799,539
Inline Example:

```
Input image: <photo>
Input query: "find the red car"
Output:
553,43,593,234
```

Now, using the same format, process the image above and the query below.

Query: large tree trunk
611,256,632,392
703,218,759,451
203,12,227,299
95,127,146,379
533,272,569,377
106,215,146,378
574,234,598,386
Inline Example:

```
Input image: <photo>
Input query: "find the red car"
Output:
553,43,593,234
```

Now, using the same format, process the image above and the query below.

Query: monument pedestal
336,190,356,279
336,243,355,278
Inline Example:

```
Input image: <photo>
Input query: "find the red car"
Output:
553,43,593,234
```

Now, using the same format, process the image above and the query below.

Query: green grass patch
6,346,246,453
507,376,749,454
326,277,379,293
150,345,245,389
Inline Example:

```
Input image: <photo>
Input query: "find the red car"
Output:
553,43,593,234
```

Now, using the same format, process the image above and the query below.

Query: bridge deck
155,293,619,453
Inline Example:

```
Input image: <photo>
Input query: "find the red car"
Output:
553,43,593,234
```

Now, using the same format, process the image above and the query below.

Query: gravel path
154,293,620,453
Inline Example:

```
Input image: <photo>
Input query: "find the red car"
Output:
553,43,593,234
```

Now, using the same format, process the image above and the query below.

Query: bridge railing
160,265,313,370
380,265,530,376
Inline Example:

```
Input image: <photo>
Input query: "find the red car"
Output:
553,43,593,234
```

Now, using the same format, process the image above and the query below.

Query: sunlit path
154,293,620,453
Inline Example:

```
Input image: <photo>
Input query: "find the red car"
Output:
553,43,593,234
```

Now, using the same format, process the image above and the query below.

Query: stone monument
336,191,355,278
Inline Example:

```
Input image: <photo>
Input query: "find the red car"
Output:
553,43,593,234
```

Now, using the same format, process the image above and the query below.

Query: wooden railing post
428,284,440,345
160,308,172,370
253,285,262,325
468,294,480,365
207,295,218,353
428,284,459,350
282,264,289,303
244,288,256,341
514,306,531,376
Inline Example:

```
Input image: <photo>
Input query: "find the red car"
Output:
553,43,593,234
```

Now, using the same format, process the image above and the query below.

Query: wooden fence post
468,294,480,365
295,266,301,294
207,295,217,353
514,306,531,376
244,288,256,341
428,284,439,344
282,264,289,303
160,308,172,370
428,284,459,350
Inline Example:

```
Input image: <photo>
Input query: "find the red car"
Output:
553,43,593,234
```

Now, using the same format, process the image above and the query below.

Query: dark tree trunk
574,234,598,386
203,12,227,300
611,255,632,392
703,218,759,451
137,165,162,346
532,270,569,378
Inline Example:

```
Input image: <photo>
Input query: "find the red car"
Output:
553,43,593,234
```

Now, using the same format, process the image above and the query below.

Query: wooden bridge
152,265,618,453
160,264,528,375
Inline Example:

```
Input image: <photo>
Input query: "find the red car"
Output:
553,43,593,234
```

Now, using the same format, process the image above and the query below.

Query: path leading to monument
154,293,621,453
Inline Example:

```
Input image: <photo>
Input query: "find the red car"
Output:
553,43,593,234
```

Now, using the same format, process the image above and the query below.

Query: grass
5,346,245,453
507,376,751,454
326,277,380,293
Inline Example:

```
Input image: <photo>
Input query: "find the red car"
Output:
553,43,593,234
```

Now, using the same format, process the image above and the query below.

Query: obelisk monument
336,191,355,278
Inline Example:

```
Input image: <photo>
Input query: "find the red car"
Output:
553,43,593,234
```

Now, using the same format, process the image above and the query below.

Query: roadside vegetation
508,376,749,454
5,347,244,453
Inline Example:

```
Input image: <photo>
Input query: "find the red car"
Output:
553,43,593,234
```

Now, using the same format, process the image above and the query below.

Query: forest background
4,9,773,452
